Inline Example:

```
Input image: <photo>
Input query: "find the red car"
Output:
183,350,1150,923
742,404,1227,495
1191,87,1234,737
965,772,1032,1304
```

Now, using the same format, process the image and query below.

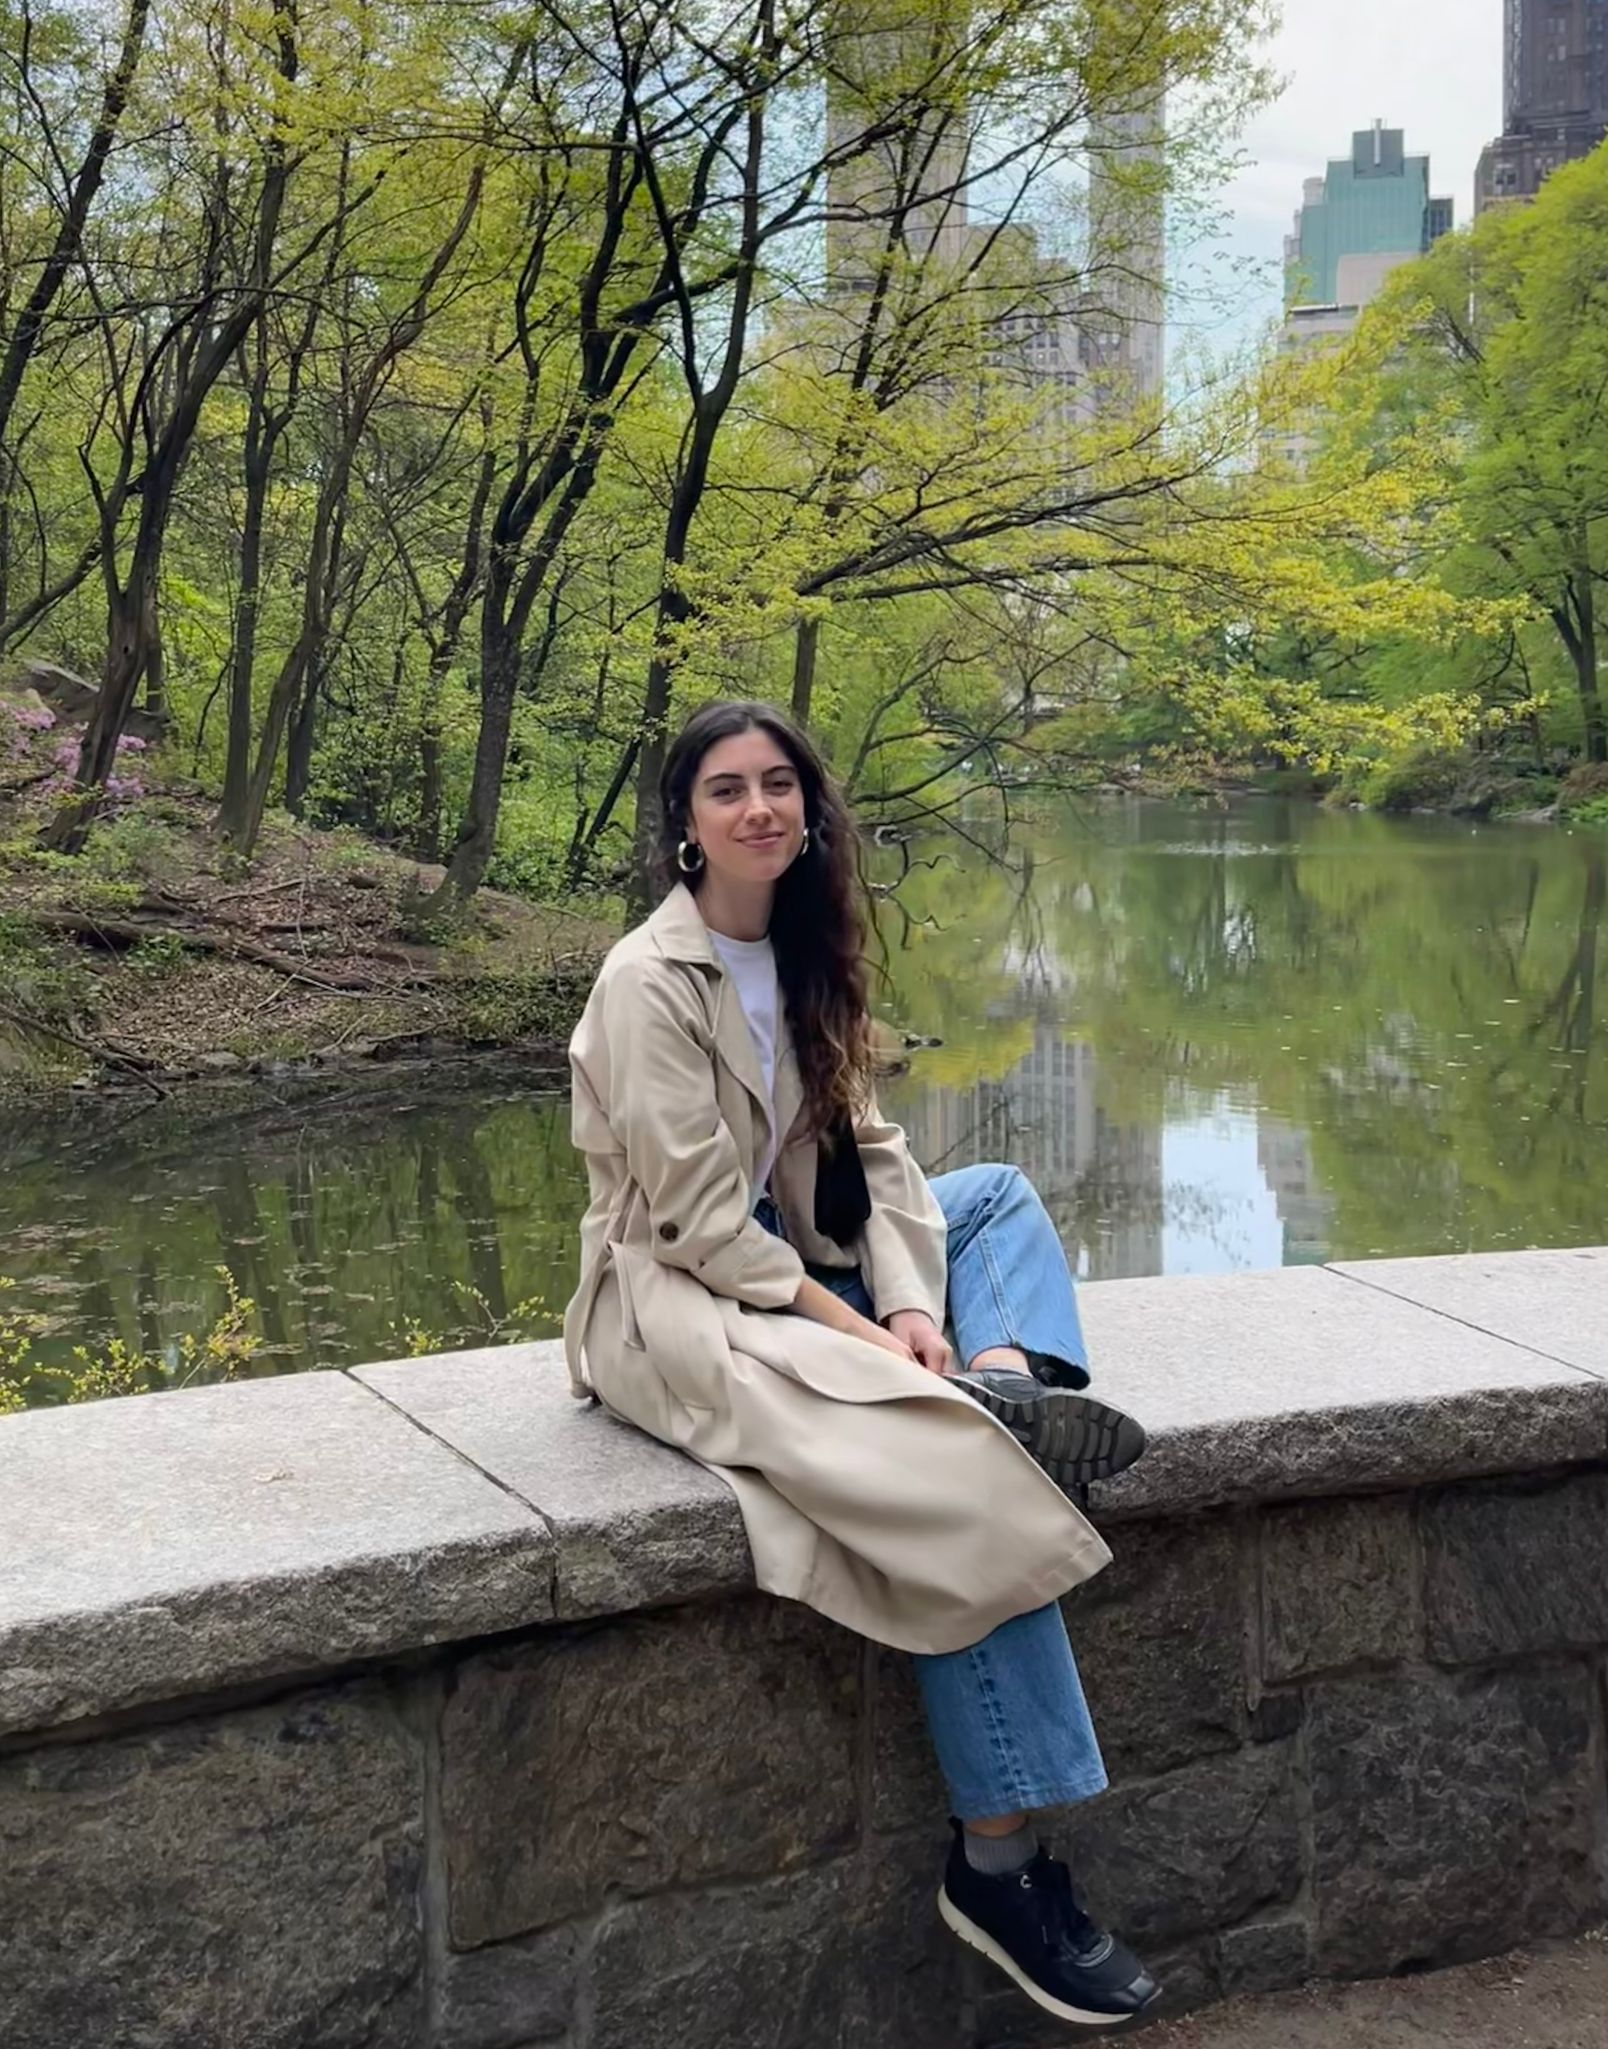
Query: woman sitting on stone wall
563,698,1158,2030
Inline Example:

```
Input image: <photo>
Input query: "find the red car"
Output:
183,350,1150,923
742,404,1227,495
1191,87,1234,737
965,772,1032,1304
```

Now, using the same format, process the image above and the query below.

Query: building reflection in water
886,1021,1332,1281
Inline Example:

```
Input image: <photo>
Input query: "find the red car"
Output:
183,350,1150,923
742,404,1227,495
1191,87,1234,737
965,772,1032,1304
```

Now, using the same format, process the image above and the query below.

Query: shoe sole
962,1385,1147,1489
938,1887,1158,2029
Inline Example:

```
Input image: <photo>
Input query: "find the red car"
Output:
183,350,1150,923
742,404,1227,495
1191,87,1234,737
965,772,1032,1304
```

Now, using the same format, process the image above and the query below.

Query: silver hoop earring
799,826,811,856
676,838,704,875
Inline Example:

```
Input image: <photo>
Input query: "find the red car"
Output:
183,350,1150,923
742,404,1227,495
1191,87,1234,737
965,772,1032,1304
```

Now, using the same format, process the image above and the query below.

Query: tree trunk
416,718,444,865
216,421,273,842
142,588,165,720
45,578,151,852
1573,597,1605,765
791,614,821,725
628,409,722,910
283,656,321,816
435,583,520,902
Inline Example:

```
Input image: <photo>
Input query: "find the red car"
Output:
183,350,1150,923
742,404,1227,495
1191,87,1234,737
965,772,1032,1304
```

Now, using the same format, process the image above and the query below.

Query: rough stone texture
1260,1496,1418,1681
868,1643,947,1833
0,1682,423,2049
1328,1247,1608,1381
356,1347,753,1617
441,1595,860,1947
582,1862,880,2049
0,1371,552,1738
1064,1513,1247,1779
1216,1918,1313,1998
436,1924,579,2049
1309,1668,1599,1977
1058,1744,1303,1952
1422,1473,1608,1666
1080,1265,1607,1520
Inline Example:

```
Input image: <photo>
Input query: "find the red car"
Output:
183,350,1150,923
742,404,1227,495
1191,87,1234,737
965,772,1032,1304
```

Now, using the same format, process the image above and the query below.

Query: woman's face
685,726,807,889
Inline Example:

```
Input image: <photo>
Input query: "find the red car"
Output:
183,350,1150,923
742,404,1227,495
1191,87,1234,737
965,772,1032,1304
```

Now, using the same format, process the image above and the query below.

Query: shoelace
1020,1856,1117,1968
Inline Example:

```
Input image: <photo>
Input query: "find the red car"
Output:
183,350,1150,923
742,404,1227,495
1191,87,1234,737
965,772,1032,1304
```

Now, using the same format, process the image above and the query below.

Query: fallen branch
27,907,437,993
0,998,168,1097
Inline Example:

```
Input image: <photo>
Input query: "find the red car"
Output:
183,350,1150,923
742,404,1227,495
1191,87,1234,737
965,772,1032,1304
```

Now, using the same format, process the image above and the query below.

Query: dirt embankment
0,754,610,1101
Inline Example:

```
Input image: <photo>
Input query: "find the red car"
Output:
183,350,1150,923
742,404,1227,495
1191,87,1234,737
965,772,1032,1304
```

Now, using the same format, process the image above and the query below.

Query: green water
3,799,1604,1400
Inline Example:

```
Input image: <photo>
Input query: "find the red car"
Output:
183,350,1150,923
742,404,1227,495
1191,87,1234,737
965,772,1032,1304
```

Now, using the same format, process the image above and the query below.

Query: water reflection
1,799,1604,1399
880,798,1606,1276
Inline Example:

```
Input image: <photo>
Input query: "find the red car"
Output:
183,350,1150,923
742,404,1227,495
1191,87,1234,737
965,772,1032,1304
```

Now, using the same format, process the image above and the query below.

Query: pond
3,797,1604,1401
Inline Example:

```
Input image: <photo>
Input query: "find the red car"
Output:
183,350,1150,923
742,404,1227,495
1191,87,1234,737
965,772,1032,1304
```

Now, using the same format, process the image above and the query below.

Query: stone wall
2,1248,1605,2048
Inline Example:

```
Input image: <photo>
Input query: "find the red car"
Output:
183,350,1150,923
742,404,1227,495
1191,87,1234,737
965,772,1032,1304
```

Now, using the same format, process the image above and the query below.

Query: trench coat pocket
609,1240,723,1413
606,1239,646,1350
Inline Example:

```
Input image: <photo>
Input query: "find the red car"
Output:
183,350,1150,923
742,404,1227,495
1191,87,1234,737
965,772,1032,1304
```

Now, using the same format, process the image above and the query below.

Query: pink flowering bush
2,701,149,803
1,699,57,759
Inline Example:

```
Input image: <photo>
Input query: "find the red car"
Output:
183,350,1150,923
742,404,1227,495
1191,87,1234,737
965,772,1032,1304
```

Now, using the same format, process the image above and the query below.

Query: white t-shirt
709,930,780,1190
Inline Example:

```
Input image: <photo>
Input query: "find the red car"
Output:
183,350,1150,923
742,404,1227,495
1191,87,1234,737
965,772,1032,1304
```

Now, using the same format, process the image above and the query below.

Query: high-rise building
810,3,1165,428
1270,123,1451,469
1283,122,1453,318
1476,0,1608,211
1084,99,1168,405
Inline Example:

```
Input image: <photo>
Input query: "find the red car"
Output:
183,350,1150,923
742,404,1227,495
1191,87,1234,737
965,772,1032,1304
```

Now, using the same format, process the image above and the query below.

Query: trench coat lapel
647,883,780,1163
773,1020,804,1150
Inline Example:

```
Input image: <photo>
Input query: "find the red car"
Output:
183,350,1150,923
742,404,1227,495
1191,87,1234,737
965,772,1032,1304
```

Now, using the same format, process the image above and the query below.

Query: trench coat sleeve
854,1093,948,1326
600,963,806,1308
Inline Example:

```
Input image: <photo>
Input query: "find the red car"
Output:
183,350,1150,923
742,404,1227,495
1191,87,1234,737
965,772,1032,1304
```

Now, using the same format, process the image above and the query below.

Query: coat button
658,1221,680,1243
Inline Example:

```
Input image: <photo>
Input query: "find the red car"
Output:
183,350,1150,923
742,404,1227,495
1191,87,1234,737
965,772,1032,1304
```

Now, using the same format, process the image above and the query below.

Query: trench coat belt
569,1177,639,1397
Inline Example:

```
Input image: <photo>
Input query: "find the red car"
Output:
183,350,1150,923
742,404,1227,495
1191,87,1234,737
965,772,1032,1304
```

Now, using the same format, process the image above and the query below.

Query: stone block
355,1346,753,1618
0,1681,423,2049
867,1643,947,1833
1327,1247,1608,1380
442,1596,860,1946
1056,1743,1302,1952
1064,1513,1246,1779
1079,1265,1606,1520
1309,1667,1598,1977
1422,1473,1608,1665
0,1371,552,1738
1216,1916,1311,1997
847,1829,971,2048
583,1861,865,2049
437,1924,579,2049
1260,1496,1417,1681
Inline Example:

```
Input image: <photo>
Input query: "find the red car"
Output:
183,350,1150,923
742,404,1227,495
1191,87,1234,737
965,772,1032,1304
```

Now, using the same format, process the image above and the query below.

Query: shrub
0,1267,261,1410
1557,762,1608,817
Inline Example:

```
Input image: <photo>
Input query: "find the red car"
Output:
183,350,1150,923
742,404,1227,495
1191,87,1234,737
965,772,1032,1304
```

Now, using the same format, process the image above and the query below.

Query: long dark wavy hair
657,699,873,1136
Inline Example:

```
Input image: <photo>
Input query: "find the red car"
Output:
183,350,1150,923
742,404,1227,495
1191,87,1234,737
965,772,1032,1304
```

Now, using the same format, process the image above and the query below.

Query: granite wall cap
0,1371,553,1740
1081,1261,1608,1519
5,1249,1606,1742
355,1347,752,1617
1326,1247,1608,1381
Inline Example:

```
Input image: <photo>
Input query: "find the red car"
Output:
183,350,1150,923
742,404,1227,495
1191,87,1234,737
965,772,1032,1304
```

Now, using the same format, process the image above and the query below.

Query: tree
1331,145,1608,765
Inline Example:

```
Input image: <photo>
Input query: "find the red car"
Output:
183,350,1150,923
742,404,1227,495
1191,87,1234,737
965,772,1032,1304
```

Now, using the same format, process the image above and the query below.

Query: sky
1186,0,1506,354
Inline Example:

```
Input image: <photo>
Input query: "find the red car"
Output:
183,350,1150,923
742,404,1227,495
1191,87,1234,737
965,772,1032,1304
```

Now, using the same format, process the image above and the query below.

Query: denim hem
949,1769,1110,1823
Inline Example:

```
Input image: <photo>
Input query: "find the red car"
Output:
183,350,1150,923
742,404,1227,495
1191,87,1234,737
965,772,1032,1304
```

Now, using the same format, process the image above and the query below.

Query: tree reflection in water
1,802,1603,1401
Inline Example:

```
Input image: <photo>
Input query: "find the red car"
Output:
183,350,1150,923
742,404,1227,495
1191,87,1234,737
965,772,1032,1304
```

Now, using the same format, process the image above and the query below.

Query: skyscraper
1284,122,1452,317
813,1,1166,424
1476,0,1608,211
1272,123,1452,469
1085,99,1168,404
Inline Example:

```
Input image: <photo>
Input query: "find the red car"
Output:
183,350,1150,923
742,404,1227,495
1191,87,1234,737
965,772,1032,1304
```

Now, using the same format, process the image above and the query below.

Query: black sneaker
939,1826,1159,2029
952,1369,1147,1489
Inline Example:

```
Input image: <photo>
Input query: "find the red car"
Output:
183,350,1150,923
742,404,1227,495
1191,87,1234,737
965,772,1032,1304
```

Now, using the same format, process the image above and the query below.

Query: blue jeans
758,1161,1108,1821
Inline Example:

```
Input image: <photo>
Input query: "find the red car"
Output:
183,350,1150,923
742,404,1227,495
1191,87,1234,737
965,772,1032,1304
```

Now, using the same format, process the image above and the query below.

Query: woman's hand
852,1316,922,1367
883,1309,952,1376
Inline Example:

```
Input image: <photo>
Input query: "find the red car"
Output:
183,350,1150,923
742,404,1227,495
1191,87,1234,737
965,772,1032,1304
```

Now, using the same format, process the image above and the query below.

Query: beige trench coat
562,884,1111,1655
